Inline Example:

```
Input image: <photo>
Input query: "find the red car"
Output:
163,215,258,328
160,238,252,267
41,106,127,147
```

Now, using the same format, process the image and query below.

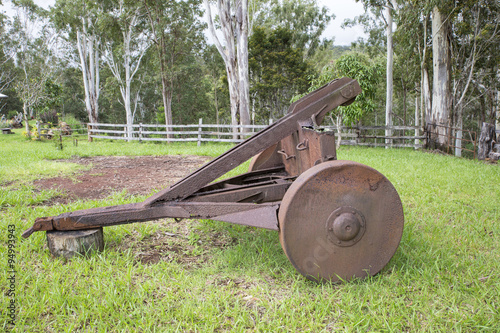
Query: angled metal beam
143,78,360,206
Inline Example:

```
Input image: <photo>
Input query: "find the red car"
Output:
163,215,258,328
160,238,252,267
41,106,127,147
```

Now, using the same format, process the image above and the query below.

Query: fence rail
426,123,477,159
87,120,424,149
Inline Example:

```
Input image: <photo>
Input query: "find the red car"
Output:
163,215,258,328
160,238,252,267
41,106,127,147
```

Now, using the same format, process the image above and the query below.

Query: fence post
36,121,41,141
139,123,143,143
197,118,203,147
414,97,419,150
87,124,93,142
385,125,392,149
455,126,462,157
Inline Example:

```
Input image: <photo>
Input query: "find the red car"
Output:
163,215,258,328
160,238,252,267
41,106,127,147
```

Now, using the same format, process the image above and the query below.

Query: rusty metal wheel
248,143,283,172
278,160,404,283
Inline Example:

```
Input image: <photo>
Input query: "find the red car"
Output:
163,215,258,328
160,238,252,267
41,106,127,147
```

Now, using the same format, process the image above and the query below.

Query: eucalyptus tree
0,9,15,114
252,0,334,58
344,0,399,147
0,26,22,117
52,0,104,124
204,0,250,138
142,0,205,138
9,0,56,137
249,26,313,122
202,44,229,127
430,4,452,146
449,0,500,154
408,0,499,148
101,0,151,140
352,0,500,151
391,1,432,129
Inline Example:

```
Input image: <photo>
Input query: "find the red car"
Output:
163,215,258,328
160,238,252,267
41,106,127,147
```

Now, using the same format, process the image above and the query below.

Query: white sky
318,0,366,45
2,0,367,45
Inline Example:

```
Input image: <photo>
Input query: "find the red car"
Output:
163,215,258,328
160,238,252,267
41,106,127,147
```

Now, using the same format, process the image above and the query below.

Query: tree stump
46,228,104,259
478,122,496,160
489,152,500,161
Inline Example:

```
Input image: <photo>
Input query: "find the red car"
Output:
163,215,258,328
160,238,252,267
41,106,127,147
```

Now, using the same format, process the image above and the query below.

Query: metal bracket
296,139,309,151
277,150,296,160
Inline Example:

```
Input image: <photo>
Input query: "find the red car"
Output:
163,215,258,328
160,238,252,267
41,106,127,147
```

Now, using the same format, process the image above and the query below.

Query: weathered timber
46,228,104,259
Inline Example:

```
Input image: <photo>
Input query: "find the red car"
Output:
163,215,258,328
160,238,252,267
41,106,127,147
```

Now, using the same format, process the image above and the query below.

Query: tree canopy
0,0,497,147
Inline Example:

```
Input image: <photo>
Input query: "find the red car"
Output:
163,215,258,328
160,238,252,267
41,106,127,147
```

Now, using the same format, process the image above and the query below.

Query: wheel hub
326,206,366,247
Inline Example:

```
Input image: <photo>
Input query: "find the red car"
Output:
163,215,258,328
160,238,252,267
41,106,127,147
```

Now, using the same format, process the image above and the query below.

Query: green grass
1,129,499,331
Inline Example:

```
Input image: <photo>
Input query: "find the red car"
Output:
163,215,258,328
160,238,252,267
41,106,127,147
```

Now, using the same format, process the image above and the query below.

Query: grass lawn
1,129,499,332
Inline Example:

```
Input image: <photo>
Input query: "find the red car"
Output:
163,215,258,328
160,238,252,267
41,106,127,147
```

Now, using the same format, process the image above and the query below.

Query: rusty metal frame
23,78,361,238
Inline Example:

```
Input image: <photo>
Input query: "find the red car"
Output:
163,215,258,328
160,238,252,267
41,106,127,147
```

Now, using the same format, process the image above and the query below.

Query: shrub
60,114,83,128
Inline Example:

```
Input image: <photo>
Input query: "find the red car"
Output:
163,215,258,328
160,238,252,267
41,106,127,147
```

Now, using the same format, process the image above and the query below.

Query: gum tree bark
76,23,100,124
204,0,250,139
236,0,250,133
204,0,238,138
385,5,393,148
104,3,148,141
431,6,452,146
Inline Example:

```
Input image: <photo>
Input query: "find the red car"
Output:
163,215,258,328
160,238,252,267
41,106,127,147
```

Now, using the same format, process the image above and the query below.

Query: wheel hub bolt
326,206,366,247
332,213,360,241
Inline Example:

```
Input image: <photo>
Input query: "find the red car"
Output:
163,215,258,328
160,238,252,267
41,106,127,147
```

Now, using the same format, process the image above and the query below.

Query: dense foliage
0,0,498,138
249,26,314,122
0,0,337,128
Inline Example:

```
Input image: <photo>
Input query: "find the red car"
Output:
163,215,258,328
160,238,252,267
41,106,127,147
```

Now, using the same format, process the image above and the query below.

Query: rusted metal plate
248,143,283,172
278,160,404,283
210,203,280,230
186,182,291,204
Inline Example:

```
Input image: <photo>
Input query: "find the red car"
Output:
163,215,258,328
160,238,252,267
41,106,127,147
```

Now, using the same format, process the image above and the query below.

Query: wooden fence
333,125,425,149
87,120,425,149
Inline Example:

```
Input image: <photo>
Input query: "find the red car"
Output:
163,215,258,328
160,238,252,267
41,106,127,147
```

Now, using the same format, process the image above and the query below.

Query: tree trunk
77,27,100,125
415,95,419,149
496,89,500,135
454,103,463,157
385,6,393,148
214,77,220,137
165,84,173,139
158,36,173,140
431,6,452,147
421,66,432,124
124,31,133,141
420,13,431,130
478,122,496,160
46,228,104,259
236,0,250,135
227,64,240,139
23,102,30,139
204,0,248,140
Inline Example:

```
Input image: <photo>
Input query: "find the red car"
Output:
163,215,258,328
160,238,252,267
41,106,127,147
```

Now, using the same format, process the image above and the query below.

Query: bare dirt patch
33,155,212,204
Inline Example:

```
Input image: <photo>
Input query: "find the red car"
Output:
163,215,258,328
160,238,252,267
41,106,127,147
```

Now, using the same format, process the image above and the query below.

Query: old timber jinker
23,77,404,283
